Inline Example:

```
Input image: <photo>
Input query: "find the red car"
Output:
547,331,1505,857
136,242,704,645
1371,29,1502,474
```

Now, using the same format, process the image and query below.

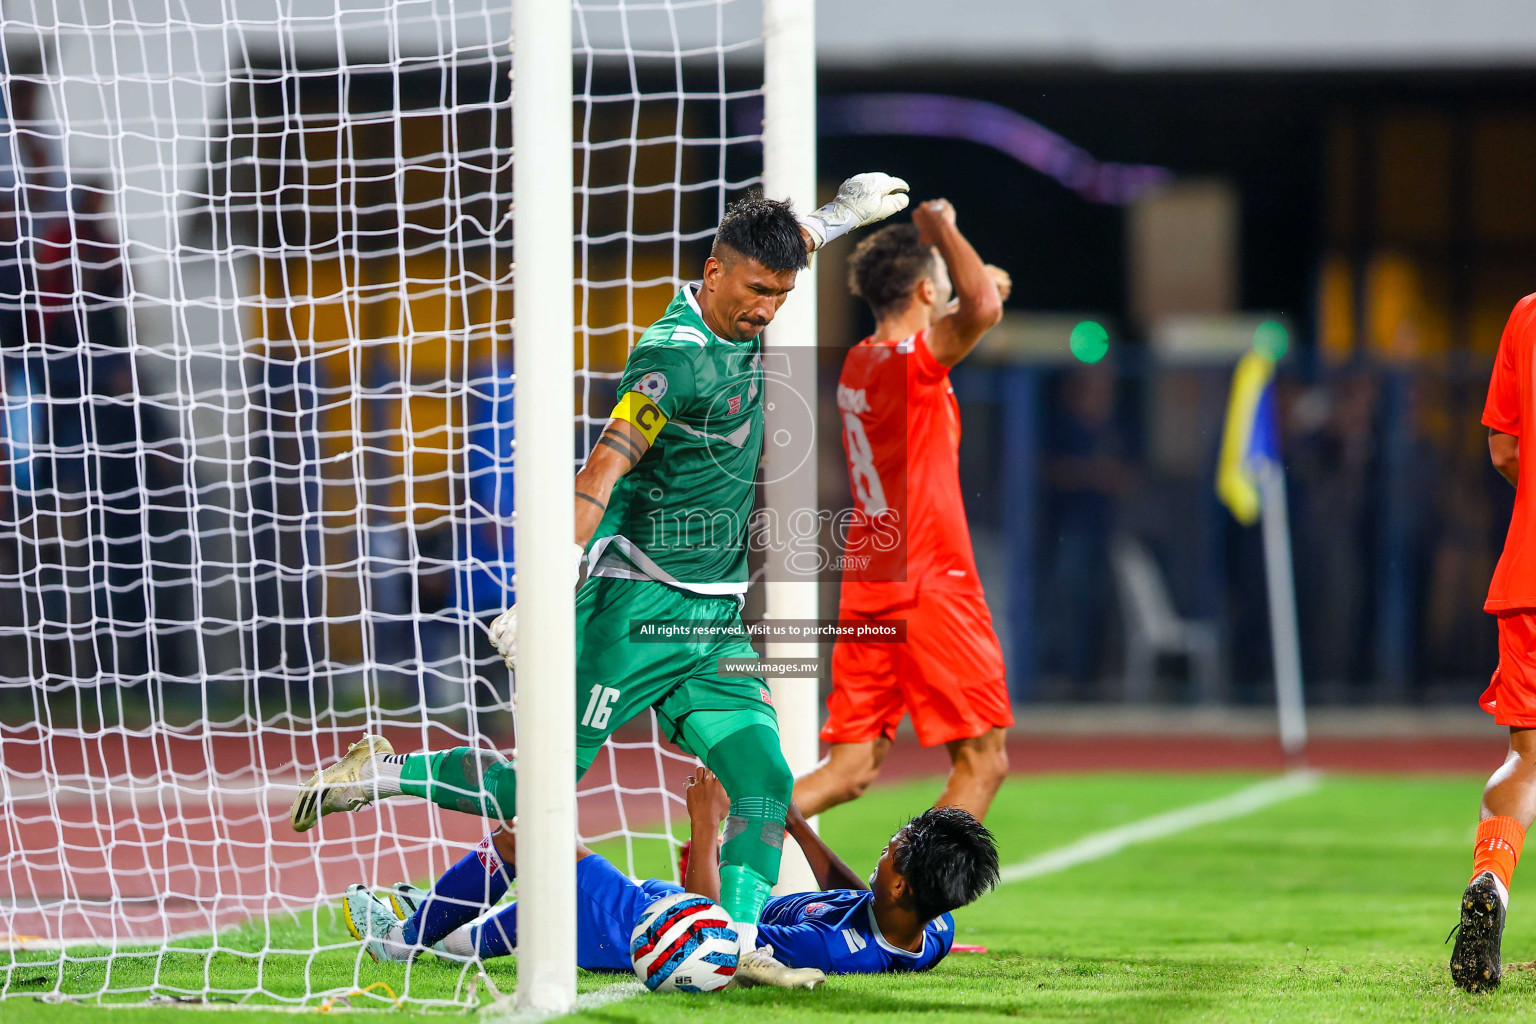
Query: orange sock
1472,816,1527,892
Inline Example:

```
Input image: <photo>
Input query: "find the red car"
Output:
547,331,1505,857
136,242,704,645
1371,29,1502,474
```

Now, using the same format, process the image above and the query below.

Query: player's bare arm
916,199,1003,368
786,801,870,892
491,178,907,669
684,768,731,902
1491,427,1519,488
574,418,652,545
685,777,869,897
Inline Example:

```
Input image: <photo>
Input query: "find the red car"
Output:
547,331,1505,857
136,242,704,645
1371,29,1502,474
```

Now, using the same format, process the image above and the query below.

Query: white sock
734,922,759,953
441,927,477,958
1478,870,1511,909
371,755,405,798
378,924,414,961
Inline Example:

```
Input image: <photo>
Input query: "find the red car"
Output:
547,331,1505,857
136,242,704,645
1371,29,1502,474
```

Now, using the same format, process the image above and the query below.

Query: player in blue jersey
341,769,998,982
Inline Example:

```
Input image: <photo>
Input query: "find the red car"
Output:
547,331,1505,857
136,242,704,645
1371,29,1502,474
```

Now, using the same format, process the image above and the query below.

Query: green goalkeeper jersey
588,284,764,595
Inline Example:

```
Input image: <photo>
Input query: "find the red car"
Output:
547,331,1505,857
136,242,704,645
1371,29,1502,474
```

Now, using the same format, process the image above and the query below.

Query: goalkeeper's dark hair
847,223,936,319
893,806,999,921
711,192,809,273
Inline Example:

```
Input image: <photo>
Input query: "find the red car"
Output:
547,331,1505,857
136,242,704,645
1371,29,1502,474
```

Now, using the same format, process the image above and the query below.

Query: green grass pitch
5,772,1534,1022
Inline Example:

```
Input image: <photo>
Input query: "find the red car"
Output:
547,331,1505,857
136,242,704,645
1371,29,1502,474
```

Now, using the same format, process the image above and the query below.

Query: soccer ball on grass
629,892,738,993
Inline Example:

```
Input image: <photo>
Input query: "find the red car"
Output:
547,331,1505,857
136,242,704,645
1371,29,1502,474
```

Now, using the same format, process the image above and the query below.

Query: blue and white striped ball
629,892,738,993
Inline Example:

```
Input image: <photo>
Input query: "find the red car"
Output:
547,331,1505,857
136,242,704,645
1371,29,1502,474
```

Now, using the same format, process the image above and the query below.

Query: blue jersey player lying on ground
341,768,999,985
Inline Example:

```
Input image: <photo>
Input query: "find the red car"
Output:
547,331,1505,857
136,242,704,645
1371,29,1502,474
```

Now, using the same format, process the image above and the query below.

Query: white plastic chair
1110,533,1224,703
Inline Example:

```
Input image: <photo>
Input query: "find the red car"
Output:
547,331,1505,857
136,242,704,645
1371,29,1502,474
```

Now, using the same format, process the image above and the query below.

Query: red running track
0,724,1504,944
0,723,696,944
872,733,1510,780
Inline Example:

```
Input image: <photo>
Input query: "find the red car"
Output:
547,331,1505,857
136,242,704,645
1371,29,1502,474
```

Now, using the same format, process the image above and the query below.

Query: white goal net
0,0,768,1007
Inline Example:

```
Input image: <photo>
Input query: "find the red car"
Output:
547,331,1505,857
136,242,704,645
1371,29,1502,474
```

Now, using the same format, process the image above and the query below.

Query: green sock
701,723,793,924
719,863,774,925
718,794,788,923
396,747,517,819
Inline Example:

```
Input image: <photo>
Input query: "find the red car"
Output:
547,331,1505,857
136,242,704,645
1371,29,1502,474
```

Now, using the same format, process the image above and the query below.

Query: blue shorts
481,854,685,972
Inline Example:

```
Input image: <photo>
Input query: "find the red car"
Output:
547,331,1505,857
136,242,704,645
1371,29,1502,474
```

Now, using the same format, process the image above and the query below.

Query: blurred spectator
1284,368,1378,698
70,180,183,681
0,170,191,683
1039,363,1136,690
0,193,26,349
455,362,515,616
1421,455,1500,682
450,363,516,732
8,78,66,217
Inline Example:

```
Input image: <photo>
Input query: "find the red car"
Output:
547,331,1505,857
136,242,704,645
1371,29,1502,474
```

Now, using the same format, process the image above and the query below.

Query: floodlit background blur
3,0,1536,716
805,0,1536,711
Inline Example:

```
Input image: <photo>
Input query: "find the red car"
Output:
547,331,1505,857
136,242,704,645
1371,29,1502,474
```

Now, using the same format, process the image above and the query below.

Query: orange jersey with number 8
836,328,984,613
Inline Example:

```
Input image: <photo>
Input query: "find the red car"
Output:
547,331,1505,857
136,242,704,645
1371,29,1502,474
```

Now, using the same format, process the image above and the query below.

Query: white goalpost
760,0,821,897
510,0,576,1011
0,0,818,1011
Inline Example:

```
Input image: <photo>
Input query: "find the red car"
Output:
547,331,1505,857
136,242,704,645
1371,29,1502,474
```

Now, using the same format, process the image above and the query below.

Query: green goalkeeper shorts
573,575,778,773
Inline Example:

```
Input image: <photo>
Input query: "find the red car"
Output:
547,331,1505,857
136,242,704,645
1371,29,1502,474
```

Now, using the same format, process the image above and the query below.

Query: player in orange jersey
792,199,1012,822
1453,293,1536,992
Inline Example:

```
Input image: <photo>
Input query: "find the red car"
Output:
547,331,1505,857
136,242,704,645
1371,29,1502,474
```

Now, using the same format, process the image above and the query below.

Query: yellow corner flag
1216,350,1278,526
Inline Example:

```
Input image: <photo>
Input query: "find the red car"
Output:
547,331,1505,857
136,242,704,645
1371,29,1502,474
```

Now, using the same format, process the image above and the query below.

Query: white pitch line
479,981,646,1023
483,772,1323,1022
998,770,1322,886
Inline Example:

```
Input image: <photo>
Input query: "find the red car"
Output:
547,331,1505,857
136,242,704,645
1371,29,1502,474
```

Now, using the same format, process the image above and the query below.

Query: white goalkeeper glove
489,542,585,670
489,605,519,670
798,172,910,251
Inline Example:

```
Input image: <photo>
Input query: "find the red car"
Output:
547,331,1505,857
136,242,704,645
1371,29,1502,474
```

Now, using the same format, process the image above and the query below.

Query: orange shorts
824,589,1014,748
1481,611,1536,727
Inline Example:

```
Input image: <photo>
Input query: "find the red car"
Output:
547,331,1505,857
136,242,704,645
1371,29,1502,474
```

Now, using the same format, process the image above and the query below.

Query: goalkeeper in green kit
290,173,909,988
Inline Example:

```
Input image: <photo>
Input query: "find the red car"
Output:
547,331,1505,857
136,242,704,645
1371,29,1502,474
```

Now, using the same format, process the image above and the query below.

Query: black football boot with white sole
1450,872,1506,993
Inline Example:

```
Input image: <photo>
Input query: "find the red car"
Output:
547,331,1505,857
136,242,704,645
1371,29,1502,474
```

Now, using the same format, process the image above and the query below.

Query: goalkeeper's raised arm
490,172,908,669
796,172,911,253
569,173,911,530
571,170,910,547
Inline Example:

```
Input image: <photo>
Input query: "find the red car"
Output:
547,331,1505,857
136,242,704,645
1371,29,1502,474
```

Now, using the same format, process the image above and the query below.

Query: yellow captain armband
611,390,668,444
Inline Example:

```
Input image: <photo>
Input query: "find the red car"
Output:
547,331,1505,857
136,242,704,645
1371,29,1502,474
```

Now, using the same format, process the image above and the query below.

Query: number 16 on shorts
582,685,621,730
